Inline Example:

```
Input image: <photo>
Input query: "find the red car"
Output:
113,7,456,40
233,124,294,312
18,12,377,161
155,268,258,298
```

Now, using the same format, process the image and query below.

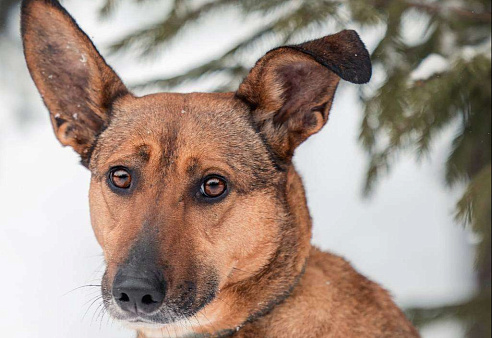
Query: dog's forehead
113,92,243,126
91,92,271,174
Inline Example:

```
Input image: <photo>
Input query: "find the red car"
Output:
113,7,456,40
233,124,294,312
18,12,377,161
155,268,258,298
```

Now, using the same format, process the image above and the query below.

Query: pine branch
362,50,491,195
0,0,18,32
455,165,492,269
132,1,343,89
371,0,492,22
407,290,492,336
131,23,280,89
108,0,297,55
405,1,492,23
136,60,248,90
109,0,240,54
363,150,394,196
100,0,118,17
444,55,492,186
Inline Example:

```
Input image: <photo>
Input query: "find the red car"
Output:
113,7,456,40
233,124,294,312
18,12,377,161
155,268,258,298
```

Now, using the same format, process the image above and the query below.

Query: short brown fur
22,1,419,337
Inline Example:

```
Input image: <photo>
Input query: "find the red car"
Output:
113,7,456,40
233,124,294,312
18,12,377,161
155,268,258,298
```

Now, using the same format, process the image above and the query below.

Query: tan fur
21,1,419,337
237,248,418,338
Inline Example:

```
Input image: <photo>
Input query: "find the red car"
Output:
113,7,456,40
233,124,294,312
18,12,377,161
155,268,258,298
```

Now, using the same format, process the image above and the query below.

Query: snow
411,54,450,81
420,320,465,338
400,7,434,48
410,39,491,82
461,38,492,61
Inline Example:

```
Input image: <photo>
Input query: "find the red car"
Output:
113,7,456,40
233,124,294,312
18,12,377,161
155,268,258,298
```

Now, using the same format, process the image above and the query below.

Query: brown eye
109,168,132,190
201,176,227,198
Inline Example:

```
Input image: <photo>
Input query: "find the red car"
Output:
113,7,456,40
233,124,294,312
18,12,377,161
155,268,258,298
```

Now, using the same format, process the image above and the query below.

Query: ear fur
21,0,129,166
237,30,372,160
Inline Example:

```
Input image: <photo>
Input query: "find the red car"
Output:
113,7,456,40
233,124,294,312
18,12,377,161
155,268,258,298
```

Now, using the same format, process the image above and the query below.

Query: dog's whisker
200,311,219,335
98,306,108,330
82,293,103,310
215,295,234,315
176,309,197,336
162,308,176,338
90,302,105,327
193,312,212,337
62,284,102,297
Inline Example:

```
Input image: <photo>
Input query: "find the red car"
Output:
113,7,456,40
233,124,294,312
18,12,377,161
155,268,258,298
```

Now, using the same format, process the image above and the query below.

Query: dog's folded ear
237,30,372,161
21,0,129,166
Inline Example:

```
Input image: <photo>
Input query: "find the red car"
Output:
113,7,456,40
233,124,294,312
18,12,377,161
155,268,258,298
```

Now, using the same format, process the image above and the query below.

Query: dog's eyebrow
102,145,152,170
186,157,200,176
137,145,151,162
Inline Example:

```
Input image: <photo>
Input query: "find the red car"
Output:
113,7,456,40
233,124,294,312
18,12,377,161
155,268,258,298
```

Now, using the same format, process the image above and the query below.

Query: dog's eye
109,168,132,190
201,176,227,199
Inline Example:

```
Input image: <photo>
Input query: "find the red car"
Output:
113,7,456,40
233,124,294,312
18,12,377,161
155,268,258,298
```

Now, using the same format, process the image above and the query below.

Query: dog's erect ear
237,30,371,161
21,0,129,165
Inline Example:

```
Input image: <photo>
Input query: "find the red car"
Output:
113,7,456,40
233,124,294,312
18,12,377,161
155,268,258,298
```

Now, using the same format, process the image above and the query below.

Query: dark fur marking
160,125,180,169
138,145,151,163
212,262,307,338
243,263,307,326
83,122,108,168
271,30,372,85
186,157,200,176
241,108,288,172
54,116,66,128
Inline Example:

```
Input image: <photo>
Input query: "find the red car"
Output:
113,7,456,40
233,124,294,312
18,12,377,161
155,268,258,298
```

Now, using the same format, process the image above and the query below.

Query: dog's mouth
125,317,166,327
105,301,219,334
103,297,212,329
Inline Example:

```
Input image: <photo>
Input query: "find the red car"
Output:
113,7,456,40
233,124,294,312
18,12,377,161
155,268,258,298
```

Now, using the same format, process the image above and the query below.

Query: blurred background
0,0,490,337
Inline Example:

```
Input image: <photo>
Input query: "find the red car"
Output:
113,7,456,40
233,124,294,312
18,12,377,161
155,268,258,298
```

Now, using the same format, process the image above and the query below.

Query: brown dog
21,0,419,337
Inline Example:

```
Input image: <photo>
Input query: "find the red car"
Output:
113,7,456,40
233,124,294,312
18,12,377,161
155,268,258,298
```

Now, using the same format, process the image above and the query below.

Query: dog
21,0,419,337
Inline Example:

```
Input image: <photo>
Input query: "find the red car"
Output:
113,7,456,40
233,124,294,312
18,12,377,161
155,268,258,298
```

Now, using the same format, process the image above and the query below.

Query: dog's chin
114,311,202,337
123,319,170,330
105,302,177,327
104,296,215,331
125,318,195,331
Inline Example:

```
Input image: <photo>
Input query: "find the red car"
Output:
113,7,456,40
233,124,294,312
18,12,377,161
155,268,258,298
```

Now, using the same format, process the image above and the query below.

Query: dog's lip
119,313,159,323
121,317,175,330
111,311,152,323
115,310,174,326
124,316,160,325
128,318,147,323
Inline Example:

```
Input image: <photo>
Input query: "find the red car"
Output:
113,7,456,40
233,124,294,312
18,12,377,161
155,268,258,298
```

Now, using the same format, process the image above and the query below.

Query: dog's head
21,0,371,334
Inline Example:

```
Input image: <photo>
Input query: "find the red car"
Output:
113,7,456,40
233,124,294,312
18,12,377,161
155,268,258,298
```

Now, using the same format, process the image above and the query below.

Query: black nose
112,267,166,315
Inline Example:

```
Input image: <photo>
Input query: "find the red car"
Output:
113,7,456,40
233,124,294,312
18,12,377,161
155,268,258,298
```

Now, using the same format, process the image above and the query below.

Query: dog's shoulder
236,247,419,337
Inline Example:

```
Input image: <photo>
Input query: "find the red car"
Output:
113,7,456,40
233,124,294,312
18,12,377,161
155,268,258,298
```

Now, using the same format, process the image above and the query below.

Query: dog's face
89,93,284,324
21,0,371,332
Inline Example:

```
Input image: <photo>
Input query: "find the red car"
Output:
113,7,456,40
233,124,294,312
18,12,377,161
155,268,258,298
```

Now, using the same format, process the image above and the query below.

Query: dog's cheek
196,193,282,287
89,179,145,262
89,181,107,249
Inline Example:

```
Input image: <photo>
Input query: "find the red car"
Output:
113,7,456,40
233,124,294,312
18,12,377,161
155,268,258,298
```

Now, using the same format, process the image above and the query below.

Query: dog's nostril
112,268,166,314
141,294,157,305
119,293,130,302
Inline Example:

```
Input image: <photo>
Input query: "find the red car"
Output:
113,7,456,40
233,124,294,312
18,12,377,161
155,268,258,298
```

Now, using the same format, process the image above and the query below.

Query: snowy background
0,1,477,337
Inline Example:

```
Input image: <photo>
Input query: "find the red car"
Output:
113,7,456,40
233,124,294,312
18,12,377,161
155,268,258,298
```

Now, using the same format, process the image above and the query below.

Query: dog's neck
138,165,312,338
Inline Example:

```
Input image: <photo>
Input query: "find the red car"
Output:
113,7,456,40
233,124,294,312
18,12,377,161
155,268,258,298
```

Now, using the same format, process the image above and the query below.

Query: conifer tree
0,0,18,31
105,1,491,336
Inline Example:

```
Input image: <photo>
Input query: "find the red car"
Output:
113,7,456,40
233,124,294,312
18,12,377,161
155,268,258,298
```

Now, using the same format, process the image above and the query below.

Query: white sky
0,1,476,337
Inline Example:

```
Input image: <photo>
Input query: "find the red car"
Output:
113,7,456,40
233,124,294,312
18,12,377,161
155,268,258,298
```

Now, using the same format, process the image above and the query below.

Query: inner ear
274,60,338,127
237,30,372,161
22,0,129,165
239,53,341,159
